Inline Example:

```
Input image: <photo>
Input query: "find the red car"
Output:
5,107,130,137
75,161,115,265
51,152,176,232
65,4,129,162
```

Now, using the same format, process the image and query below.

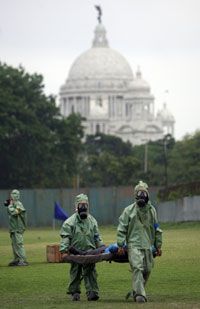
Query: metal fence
1,187,199,227
0,186,159,227
157,195,200,222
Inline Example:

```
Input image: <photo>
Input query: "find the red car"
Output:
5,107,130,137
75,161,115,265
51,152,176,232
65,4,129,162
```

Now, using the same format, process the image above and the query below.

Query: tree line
0,63,200,190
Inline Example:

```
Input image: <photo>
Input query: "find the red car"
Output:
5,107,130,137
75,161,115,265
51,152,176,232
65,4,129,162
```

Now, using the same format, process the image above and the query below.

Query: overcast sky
1,0,200,140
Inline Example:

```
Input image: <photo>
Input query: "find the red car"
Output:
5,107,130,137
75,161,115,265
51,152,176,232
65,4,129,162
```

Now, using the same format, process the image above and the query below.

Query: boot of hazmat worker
4,189,28,266
60,193,104,301
116,181,162,303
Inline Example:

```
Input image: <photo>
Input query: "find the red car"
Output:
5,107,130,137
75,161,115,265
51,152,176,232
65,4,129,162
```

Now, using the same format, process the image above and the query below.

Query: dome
68,47,133,81
157,103,175,122
65,23,133,90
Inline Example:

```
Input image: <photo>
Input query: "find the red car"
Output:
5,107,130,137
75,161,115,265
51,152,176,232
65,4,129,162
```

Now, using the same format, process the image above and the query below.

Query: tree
132,135,175,186
53,113,84,187
85,133,132,157
0,63,84,188
80,134,140,186
168,131,200,184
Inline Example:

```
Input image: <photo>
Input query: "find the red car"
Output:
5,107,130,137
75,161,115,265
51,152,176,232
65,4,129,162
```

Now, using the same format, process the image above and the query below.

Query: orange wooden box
46,244,62,263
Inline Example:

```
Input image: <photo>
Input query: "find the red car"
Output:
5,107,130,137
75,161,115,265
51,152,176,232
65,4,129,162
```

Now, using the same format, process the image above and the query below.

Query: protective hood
75,193,89,211
134,180,149,198
11,189,20,201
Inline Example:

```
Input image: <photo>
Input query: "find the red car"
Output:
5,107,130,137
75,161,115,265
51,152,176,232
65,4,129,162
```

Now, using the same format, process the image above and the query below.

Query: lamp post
142,139,149,173
163,134,171,187
163,138,168,187
144,142,148,173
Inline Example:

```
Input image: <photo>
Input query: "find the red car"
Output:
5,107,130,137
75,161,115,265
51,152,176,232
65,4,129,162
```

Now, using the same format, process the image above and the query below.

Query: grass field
0,223,200,309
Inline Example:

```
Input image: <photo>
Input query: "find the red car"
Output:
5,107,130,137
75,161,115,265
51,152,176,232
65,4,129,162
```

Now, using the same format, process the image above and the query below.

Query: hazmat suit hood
134,181,149,207
11,189,20,201
75,193,89,219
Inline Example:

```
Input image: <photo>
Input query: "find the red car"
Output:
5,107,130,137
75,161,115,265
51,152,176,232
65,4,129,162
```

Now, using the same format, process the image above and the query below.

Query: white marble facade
59,21,175,146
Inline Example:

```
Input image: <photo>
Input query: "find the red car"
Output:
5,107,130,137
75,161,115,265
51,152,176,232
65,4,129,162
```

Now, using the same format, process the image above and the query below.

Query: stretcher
61,244,129,264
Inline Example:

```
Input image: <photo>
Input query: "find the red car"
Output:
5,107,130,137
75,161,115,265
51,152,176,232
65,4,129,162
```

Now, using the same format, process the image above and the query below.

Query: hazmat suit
60,193,104,301
5,189,28,266
116,181,162,303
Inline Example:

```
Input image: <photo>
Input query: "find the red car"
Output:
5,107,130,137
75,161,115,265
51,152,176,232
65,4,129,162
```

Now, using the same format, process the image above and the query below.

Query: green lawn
0,223,200,308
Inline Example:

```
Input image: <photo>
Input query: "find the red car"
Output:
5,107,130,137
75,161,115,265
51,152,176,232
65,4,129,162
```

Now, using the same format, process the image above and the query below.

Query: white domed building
59,18,175,145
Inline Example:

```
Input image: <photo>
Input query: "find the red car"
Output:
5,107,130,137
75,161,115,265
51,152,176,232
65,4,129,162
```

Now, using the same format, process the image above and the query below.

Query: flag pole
52,218,56,230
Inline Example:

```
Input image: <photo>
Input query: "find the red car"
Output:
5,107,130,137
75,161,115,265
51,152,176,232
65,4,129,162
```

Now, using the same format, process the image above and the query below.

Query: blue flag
54,202,68,221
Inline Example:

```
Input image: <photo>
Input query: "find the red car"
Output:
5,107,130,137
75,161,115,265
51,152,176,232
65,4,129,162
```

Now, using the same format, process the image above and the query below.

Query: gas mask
136,190,149,207
78,203,88,219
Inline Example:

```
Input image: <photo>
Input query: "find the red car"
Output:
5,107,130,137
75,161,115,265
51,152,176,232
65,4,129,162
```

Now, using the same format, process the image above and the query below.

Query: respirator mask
136,190,149,207
78,203,88,219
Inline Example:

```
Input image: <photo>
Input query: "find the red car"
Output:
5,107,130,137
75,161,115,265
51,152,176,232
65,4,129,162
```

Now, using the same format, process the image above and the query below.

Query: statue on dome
95,5,102,23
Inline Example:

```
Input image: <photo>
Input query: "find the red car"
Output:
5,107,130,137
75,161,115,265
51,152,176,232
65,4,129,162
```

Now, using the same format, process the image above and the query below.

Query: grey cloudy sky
1,0,200,140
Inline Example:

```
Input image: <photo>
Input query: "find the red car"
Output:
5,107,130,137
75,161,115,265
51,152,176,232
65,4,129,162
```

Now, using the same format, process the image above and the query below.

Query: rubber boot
8,260,19,266
135,295,146,303
72,293,80,301
17,261,29,266
87,291,99,301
